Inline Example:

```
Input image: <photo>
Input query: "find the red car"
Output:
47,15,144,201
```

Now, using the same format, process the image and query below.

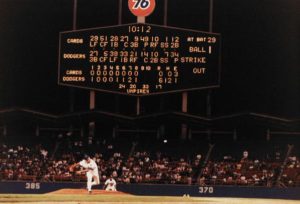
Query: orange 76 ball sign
128,0,156,17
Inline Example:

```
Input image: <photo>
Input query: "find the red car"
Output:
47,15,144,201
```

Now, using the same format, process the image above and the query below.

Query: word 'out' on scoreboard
58,23,221,96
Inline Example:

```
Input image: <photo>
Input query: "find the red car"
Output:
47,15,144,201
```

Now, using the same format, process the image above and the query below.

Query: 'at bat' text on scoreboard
58,23,221,96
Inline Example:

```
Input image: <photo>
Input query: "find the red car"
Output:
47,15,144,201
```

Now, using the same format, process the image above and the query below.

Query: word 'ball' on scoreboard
58,23,221,96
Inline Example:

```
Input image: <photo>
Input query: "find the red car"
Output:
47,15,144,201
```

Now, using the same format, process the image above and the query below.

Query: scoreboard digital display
58,23,221,96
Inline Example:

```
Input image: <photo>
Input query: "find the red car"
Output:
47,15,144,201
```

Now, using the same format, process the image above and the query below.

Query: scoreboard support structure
135,11,146,116
181,92,188,139
114,0,123,116
72,0,97,138
205,0,214,143
68,0,78,113
206,0,214,118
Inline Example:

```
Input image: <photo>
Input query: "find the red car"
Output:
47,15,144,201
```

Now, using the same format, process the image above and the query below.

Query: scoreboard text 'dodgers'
58,23,221,96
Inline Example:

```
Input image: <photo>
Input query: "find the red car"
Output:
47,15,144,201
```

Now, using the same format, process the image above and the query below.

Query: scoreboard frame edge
57,23,222,96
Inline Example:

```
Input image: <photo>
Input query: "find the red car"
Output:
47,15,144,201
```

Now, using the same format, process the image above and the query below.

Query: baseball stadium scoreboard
58,23,221,95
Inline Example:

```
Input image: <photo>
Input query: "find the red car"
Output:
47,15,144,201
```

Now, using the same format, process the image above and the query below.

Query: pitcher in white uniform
70,154,100,194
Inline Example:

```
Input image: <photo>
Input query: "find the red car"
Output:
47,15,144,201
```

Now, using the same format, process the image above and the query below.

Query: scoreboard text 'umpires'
58,23,221,96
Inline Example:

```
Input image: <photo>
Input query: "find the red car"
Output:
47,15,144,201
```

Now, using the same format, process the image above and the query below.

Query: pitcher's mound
48,188,129,195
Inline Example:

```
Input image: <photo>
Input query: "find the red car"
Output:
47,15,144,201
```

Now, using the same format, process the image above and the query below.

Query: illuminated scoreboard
58,23,221,95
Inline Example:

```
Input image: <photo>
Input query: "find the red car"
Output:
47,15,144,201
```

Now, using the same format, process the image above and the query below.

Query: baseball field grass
0,194,300,204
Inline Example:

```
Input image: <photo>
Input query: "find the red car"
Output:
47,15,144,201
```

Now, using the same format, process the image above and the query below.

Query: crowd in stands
0,140,299,187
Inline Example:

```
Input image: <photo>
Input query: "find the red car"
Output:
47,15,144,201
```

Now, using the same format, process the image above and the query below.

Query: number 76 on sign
128,0,156,17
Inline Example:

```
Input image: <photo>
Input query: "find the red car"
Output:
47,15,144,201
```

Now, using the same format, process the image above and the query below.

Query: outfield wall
0,181,299,199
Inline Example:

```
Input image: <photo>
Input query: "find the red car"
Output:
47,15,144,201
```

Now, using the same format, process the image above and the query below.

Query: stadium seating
0,140,299,187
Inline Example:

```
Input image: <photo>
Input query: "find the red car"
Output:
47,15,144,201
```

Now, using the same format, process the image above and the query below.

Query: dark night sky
0,0,299,117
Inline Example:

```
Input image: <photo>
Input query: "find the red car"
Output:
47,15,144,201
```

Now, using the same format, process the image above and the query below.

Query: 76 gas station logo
133,0,150,9
128,0,156,17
